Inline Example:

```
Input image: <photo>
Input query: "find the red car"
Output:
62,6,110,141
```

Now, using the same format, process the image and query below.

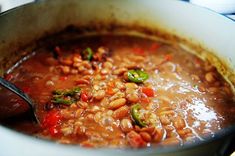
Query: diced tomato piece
127,131,147,148
4,74,13,81
49,125,61,136
100,75,106,80
140,97,150,104
149,43,160,52
22,86,30,94
108,81,115,87
81,91,88,102
141,87,154,97
106,88,115,95
42,110,61,128
164,54,172,61
59,76,68,81
132,47,145,55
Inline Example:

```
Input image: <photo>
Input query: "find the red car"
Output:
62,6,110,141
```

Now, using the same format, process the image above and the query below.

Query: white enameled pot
0,0,234,156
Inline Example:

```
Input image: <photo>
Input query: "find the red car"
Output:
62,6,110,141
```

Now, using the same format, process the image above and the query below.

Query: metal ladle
0,77,39,123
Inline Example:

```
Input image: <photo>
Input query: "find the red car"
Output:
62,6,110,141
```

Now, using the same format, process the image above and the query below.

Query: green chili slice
127,69,149,83
52,90,64,95
64,87,81,96
51,97,74,105
130,104,147,127
82,47,93,61
51,87,81,105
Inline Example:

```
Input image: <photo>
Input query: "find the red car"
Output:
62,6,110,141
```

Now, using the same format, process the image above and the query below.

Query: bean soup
0,35,234,148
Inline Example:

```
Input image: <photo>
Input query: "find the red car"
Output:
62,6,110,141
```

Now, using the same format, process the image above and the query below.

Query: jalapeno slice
51,87,81,105
51,97,74,105
64,87,81,96
131,104,147,127
127,69,149,83
82,47,93,61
